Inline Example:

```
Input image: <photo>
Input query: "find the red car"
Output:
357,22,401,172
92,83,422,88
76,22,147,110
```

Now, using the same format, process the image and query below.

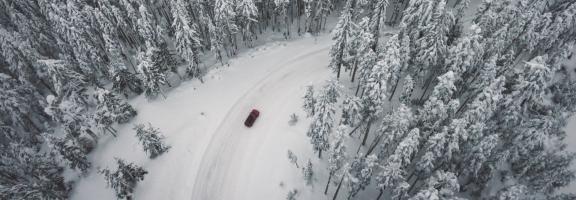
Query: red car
244,109,260,127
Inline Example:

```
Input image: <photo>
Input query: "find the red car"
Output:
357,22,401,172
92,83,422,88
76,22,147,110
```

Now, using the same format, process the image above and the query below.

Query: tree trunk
324,172,333,194
376,189,384,200
24,115,42,134
332,175,345,200
418,78,433,104
361,121,372,146
319,149,323,158
351,61,358,82
389,78,401,101
336,63,341,79
365,132,383,156
348,123,363,136
407,177,420,195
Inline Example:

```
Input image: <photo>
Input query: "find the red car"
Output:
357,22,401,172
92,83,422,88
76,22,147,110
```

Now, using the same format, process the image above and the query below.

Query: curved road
190,44,330,200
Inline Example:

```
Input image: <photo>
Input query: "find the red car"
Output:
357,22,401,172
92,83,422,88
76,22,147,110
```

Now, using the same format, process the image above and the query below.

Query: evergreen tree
325,126,347,194
137,4,161,48
214,0,239,56
341,95,363,127
329,0,356,79
45,95,98,142
46,134,91,174
375,104,414,158
347,17,374,83
359,58,392,145
134,123,171,159
409,170,460,200
303,85,316,117
0,74,46,139
399,75,415,105
99,158,148,200
367,0,389,51
413,0,453,99
303,160,314,186
383,35,406,100
111,68,143,97
38,59,87,97
171,0,203,79
0,143,68,199
93,88,137,136
236,0,258,46
138,47,168,99
307,82,340,158
346,155,377,199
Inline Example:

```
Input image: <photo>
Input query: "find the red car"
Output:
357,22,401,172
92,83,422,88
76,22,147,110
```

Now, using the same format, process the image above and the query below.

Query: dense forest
1,0,576,199
0,0,342,198
304,0,576,199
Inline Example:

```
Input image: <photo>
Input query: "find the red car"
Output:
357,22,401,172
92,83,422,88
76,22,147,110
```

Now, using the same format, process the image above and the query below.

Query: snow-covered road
71,35,333,200
191,44,330,200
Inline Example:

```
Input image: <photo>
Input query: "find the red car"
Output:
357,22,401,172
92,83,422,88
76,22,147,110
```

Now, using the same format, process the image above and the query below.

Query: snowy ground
71,34,336,200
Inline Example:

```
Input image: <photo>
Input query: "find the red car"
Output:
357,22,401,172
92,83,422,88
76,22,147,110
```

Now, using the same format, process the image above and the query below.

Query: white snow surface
71,35,335,200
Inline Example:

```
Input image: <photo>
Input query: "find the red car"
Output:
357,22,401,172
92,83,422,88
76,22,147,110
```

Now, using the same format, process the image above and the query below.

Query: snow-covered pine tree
355,46,378,95
346,155,377,199
418,71,459,135
0,74,46,140
347,17,374,83
303,85,316,117
492,184,528,200
137,47,168,99
324,80,341,104
99,158,148,200
413,0,453,100
134,123,170,159
375,162,407,200
325,125,347,194
0,143,68,199
303,160,314,186
45,134,91,174
111,67,144,97
214,0,239,56
94,88,137,134
307,82,339,158
341,95,363,128
400,0,436,43
274,0,291,38
446,24,484,86
38,59,87,97
374,128,420,200
137,4,161,49
329,0,356,79
45,95,98,143
358,58,392,145
367,0,389,51
236,0,258,46
171,0,203,80
379,35,403,100
40,0,107,83
373,104,413,158
408,170,460,199
399,75,415,105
